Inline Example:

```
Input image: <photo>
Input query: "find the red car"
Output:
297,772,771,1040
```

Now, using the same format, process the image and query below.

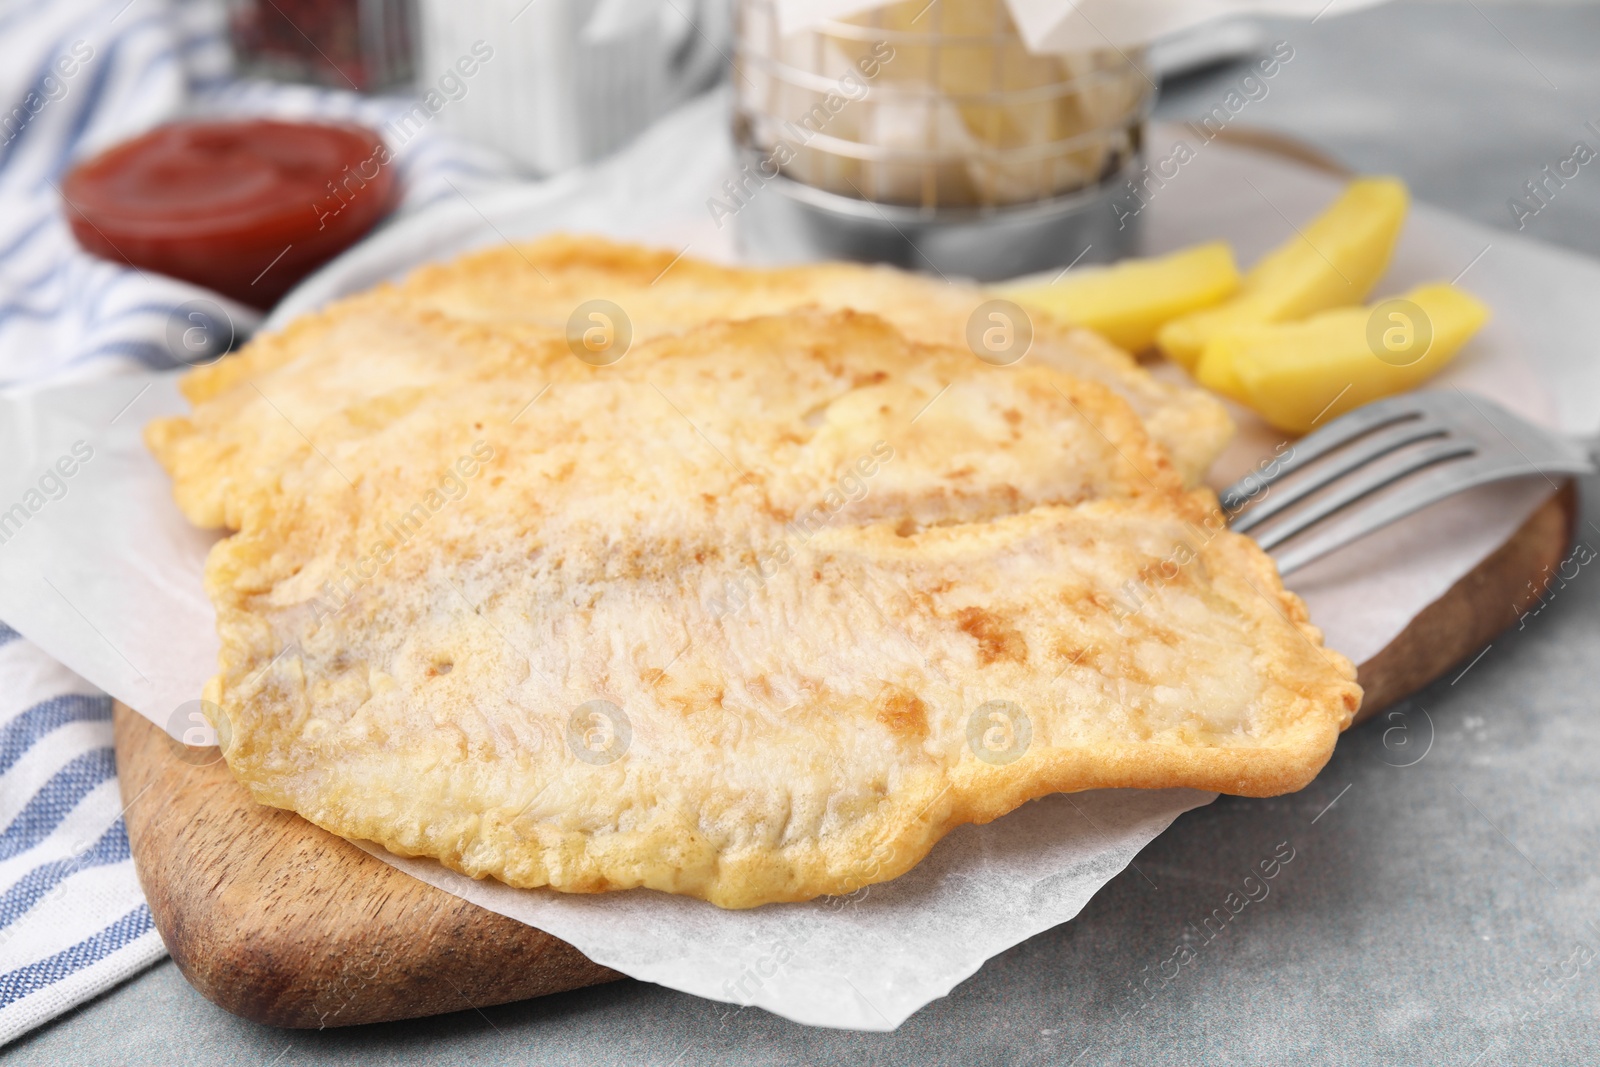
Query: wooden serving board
114,485,1576,1028
114,127,1572,1029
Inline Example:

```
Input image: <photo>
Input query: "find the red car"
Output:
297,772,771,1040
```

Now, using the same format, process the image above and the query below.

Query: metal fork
1220,391,1595,576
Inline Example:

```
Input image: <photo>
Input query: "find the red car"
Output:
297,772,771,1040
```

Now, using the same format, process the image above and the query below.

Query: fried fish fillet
384,236,1232,486
157,308,1358,909
147,237,1230,532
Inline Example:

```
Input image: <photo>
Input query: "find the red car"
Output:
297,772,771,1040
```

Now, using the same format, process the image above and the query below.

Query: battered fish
154,307,1358,909
148,237,1230,533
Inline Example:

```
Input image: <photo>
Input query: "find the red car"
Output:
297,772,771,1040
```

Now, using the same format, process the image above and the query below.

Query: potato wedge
1207,283,1489,434
995,241,1241,352
1158,177,1411,369
1193,333,1250,403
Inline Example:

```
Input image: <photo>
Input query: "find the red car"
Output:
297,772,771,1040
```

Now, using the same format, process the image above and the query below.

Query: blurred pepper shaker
229,0,416,91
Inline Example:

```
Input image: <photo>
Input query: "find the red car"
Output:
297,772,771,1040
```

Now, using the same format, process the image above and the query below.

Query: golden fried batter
148,237,1230,532
386,236,1232,484
151,298,1358,909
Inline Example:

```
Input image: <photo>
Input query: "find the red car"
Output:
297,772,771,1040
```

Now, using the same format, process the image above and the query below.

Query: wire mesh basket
732,0,1155,277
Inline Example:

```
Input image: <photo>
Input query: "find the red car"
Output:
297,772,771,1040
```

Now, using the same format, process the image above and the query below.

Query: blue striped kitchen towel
0,621,155,1044
0,0,515,1043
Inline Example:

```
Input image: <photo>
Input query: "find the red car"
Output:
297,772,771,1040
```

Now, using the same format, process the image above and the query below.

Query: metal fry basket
731,0,1154,280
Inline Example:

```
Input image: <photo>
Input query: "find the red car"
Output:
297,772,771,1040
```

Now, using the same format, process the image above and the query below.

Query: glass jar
732,0,1154,277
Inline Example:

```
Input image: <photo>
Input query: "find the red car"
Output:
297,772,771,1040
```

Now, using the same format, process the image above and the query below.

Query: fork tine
1219,394,1429,513
1229,419,1450,533
1251,438,1478,552
1271,461,1543,575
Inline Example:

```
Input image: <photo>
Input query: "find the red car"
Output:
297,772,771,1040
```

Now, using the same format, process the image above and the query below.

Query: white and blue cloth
0,0,514,1043
0,620,151,1045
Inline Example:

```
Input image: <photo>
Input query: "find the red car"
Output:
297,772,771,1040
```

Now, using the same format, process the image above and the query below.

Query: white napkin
774,0,1392,53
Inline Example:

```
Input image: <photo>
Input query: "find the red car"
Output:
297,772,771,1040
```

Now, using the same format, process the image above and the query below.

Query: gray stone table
12,2,1600,1063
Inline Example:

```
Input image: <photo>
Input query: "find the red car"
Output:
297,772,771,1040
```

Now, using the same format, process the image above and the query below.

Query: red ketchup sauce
62,119,397,308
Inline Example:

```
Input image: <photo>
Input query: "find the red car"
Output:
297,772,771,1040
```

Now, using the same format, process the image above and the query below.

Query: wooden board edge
1351,482,1576,724
1204,125,1352,177
113,704,621,1029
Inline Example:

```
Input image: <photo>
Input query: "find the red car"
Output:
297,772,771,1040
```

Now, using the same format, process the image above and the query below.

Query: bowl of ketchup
62,119,398,309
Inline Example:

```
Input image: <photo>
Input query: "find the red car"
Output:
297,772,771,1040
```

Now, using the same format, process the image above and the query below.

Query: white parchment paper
0,93,1595,1029
360,788,1214,1029
773,0,1391,53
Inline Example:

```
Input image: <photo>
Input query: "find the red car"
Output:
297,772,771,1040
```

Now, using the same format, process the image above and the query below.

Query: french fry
996,241,1240,353
1158,177,1411,369
1201,282,1490,434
